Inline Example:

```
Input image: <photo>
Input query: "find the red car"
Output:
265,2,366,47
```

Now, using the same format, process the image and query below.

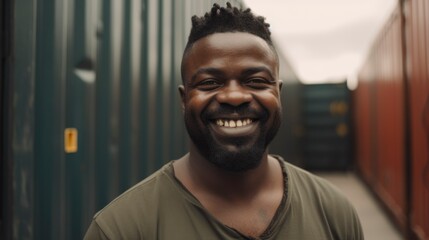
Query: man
84,3,363,239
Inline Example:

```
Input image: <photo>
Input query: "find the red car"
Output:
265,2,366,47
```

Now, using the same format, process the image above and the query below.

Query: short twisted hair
185,2,273,50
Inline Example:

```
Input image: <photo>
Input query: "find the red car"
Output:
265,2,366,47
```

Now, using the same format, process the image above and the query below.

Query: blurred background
246,0,397,85
1,0,428,239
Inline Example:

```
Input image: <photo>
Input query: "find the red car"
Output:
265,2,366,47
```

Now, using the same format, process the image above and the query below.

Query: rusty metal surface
355,0,429,238
355,4,408,232
407,0,429,238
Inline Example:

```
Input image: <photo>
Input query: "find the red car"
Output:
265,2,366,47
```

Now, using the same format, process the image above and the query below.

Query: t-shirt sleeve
337,201,364,240
322,183,364,240
350,207,364,240
83,220,110,240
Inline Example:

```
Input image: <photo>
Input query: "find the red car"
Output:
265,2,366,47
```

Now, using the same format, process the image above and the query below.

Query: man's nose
215,81,252,106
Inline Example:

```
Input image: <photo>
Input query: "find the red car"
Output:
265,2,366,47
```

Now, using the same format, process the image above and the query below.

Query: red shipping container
355,5,407,232
372,8,407,230
406,0,429,239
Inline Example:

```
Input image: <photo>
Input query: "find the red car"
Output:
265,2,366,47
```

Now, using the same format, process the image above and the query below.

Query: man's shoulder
97,162,173,215
85,162,181,239
276,156,363,238
89,162,176,238
273,155,356,212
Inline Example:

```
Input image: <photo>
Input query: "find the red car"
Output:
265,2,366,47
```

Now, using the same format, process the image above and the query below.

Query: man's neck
174,143,280,201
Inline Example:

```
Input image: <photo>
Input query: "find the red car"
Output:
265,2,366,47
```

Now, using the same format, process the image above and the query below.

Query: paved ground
315,172,404,240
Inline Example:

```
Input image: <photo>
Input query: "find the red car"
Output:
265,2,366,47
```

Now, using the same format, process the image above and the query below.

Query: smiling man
84,3,363,240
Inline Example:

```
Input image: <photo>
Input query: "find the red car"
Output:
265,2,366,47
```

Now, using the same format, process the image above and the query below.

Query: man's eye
197,79,222,90
245,78,270,88
201,80,219,85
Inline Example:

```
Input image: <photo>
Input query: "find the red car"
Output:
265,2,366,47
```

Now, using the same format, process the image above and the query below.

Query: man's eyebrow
191,68,225,82
241,67,275,80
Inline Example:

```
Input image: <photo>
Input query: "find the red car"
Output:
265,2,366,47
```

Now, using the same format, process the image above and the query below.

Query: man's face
180,32,282,172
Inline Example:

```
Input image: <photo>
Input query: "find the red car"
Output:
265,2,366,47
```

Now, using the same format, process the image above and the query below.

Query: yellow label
64,128,78,153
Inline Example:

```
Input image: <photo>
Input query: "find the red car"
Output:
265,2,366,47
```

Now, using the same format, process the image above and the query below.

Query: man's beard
184,104,281,172
202,131,267,172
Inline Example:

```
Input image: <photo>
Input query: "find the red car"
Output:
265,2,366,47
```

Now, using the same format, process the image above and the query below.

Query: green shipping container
302,83,351,170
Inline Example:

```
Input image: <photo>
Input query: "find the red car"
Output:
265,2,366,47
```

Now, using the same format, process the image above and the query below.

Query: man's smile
214,118,253,128
209,118,259,138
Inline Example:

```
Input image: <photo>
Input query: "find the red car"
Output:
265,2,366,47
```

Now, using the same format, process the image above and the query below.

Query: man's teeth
215,119,253,128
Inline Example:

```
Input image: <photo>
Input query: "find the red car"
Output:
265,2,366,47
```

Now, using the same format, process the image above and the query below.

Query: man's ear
278,79,283,92
178,85,185,113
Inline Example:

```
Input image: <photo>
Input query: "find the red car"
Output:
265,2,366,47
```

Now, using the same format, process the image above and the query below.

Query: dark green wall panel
33,0,70,239
13,0,37,239
95,0,113,210
119,0,133,194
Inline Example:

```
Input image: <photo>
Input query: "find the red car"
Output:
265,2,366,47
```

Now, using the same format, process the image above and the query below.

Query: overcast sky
243,0,397,85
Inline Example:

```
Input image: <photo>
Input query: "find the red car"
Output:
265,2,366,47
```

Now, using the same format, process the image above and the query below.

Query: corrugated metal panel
0,0,14,238
355,58,377,184
355,1,429,236
33,0,69,239
118,0,133,193
13,1,38,239
63,1,100,238
407,0,429,238
372,9,407,229
355,4,408,232
95,0,113,212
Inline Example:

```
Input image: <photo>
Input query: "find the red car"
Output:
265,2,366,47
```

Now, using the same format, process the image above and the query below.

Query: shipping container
355,1,429,238
406,0,429,238
302,82,352,170
355,3,407,233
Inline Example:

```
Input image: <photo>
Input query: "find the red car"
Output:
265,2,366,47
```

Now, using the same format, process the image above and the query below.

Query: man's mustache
202,103,268,119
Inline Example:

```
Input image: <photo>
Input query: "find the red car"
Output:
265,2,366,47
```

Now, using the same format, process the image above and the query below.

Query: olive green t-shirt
84,156,363,240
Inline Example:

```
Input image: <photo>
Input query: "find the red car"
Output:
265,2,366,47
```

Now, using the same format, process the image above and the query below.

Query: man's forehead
182,32,278,67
